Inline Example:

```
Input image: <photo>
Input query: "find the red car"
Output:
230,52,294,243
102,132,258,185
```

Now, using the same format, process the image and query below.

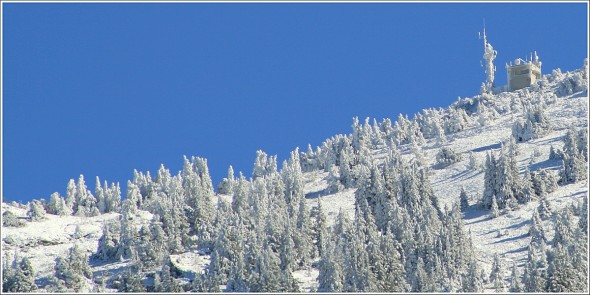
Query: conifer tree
489,253,506,292
459,187,470,212
47,192,71,216
529,211,547,245
509,262,523,292
579,194,588,234
326,164,343,194
2,255,37,292
536,193,553,220
94,221,121,261
65,179,77,213
462,258,483,292
27,200,47,221
312,199,328,257
490,196,500,218
317,239,342,292
560,128,588,184
523,243,546,292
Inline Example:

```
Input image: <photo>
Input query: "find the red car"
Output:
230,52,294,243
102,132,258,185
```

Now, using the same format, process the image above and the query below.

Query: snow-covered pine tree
523,242,547,292
435,146,462,167
47,192,71,216
326,164,343,194
482,152,497,208
508,262,523,292
311,198,328,258
537,193,553,220
252,150,278,180
489,253,506,292
560,128,588,184
53,243,92,292
2,211,23,227
95,176,106,214
459,187,470,212
65,179,76,213
529,211,547,245
461,258,483,292
294,197,312,267
217,165,236,194
577,127,588,161
2,254,37,292
74,174,100,217
27,200,47,221
317,238,343,292
490,196,500,218
579,194,588,234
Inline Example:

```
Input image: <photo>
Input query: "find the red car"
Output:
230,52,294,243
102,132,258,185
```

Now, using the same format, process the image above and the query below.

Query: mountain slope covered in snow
2,62,588,293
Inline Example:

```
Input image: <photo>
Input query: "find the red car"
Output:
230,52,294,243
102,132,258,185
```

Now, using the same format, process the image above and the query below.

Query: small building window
516,69,529,75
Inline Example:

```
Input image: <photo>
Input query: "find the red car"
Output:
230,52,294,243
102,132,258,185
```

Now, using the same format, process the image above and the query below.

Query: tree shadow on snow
492,233,529,244
471,142,502,153
463,207,492,225
305,188,330,199
503,245,529,255
503,219,530,231
528,158,561,172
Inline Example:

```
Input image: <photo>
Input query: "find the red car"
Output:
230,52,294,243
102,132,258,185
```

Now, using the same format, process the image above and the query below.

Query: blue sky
2,2,587,203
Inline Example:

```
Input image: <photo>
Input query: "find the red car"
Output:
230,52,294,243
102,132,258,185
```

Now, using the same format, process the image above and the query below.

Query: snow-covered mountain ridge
2,62,588,293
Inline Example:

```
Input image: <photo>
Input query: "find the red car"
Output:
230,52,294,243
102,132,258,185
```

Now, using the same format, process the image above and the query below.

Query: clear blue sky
2,2,587,203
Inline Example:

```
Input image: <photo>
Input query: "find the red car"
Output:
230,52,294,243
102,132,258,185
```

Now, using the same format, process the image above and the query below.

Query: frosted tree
217,165,236,194
119,266,145,292
480,27,497,94
294,197,312,267
379,234,406,292
560,128,588,184
157,263,182,292
103,181,121,213
489,253,505,292
2,255,37,292
93,221,121,261
579,194,588,234
490,196,500,218
47,192,72,216
338,146,355,188
65,179,77,213
481,152,497,208
523,243,546,292
326,164,343,194
528,211,546,245
311,199,328,257
508,262,523,292
436,146,462,167
317,240,343,292
27,200,47,221
2,211,24,227
536,193,553,220
577,127,588,161
462,258,483,292
532,169,558,196
513,103,551,142
459,187,470,212
252,150,278,180
95,176,106,214
54,243,92,292
75,175,99,217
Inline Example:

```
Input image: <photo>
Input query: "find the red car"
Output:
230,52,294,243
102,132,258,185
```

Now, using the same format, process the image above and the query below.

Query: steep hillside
2,63,588,293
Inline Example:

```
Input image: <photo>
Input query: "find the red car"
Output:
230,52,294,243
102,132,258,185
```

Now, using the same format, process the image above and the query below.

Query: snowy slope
1,64,588,293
